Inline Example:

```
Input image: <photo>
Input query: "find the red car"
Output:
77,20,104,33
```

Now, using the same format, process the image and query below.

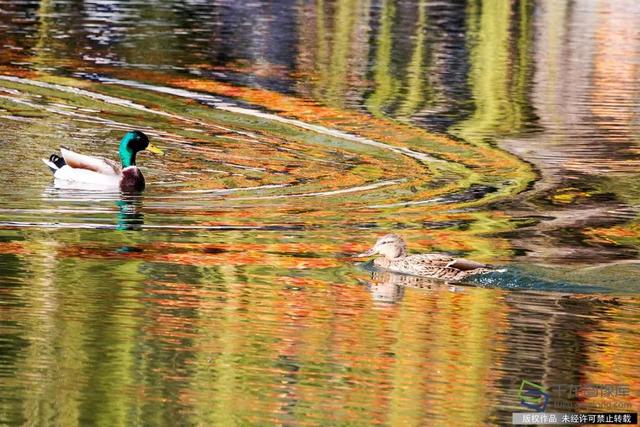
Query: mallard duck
42,130,163,191
356,234,493,281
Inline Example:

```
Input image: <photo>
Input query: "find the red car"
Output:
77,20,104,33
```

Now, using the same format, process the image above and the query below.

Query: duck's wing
408,254,490,271
60,147,121,176
407,254,456,268
446,258,491,271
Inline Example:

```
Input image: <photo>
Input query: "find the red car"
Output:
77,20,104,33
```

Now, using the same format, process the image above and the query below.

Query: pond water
0,0,639,425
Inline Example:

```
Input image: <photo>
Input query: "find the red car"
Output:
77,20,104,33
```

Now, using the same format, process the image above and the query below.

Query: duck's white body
49,167,121,190
43,146,145,191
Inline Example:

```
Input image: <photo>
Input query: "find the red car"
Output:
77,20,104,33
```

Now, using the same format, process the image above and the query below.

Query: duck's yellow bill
147,144,164,155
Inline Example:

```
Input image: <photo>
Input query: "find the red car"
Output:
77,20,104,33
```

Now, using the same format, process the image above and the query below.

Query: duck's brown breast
120,167,145,192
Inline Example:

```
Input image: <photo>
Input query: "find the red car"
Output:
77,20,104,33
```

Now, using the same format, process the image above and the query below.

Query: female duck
356,234,493,281
42,130,162,191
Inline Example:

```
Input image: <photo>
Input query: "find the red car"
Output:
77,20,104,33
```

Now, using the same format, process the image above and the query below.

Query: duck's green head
118,130,163,167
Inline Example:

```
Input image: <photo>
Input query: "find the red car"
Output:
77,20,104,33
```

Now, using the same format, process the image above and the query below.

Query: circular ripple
0,73,528,233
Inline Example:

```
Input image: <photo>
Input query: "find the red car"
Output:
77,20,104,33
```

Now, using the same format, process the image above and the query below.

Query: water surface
0,0,639,425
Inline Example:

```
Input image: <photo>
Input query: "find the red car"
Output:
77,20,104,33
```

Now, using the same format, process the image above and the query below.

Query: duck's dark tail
42,154,66,173
447,258,493,271
50,154,66,168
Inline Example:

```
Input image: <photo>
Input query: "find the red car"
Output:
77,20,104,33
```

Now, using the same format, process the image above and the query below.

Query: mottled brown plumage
357,234,493,281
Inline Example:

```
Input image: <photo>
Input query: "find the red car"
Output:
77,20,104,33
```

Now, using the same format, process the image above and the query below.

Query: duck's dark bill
356,248,376,257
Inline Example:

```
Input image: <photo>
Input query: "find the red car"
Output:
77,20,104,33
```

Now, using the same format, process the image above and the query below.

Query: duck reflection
42,186,145,230
361,270,463,304
116,193,144,231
